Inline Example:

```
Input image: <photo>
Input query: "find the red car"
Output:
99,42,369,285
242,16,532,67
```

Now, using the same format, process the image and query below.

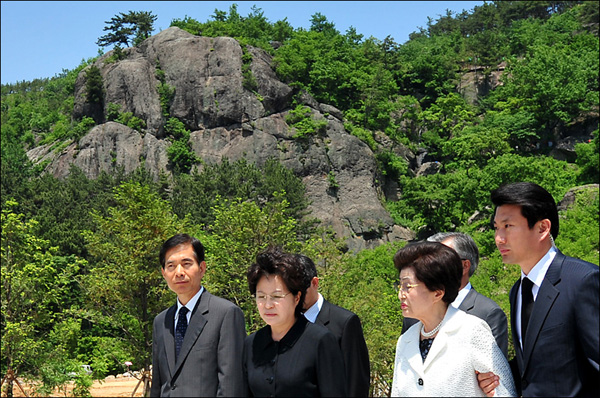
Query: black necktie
521,277,534,343
175,307,189,359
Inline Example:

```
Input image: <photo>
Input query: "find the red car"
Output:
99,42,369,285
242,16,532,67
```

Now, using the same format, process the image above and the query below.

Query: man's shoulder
154,304,175,324
202,290,242,312
470,288,503,310
322,299,358,321
305,318,339,342
558,253,599,275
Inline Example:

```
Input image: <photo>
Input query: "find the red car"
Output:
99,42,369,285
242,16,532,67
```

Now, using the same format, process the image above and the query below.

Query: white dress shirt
175,286,204,329
451,282,472,309
303,293,324,323
517,247,557,348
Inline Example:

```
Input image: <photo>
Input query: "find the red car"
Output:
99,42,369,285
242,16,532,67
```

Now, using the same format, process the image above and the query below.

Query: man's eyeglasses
395,282,420,293
253,292,292,304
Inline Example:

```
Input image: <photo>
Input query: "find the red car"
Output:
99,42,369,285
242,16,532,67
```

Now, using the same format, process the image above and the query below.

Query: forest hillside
1,1,598,396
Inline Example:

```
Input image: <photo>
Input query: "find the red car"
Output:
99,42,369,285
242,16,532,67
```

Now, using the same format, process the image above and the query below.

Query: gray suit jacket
150,290,246,397
402,287,509,357
316,299,370,397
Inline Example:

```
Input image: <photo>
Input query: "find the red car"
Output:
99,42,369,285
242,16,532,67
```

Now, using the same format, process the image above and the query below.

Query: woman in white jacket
391,242,516,397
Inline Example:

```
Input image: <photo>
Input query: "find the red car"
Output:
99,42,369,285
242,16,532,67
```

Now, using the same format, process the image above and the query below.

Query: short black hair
296,254,317,290
490,182,559,239
247,246,306,317
159,234,205,268
393,241,462,305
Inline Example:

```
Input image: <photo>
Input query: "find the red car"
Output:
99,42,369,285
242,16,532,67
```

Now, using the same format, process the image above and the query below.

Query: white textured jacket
392,306,516,397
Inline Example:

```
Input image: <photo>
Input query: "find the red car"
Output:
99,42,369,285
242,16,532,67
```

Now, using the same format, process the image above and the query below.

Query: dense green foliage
1,1,598,396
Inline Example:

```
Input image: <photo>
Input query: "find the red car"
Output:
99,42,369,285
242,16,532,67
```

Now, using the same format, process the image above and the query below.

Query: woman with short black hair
244,246,347,397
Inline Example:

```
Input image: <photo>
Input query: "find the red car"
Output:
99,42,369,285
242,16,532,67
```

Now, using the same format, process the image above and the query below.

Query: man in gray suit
402,232,509,357
151,234,246,397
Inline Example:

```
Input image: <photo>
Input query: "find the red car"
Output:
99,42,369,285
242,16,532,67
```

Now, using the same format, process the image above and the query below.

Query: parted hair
427,232,479,277
491,181,559,240
159,233,205,268
393,241,462,305
247,246,306,316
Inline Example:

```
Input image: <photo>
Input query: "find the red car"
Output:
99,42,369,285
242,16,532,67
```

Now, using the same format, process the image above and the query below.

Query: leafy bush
575,129,599,184
72,117,96,141
167,140,198,174
285,104,327,139
556,186,600,265
241,45,258,91
106,103,146,131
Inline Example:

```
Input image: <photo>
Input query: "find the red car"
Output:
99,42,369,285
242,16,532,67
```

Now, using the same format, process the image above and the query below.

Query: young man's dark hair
490,182,559,240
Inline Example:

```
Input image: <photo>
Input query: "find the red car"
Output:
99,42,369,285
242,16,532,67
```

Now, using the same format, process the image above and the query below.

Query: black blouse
243,315,347,397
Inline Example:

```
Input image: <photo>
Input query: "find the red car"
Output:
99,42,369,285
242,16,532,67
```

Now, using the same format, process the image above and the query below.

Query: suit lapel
173,291,209,373
458,288,477,313
315,299,331,327
423,307,457,371
509,279,525,371
162,305,177,375
521,254,562,370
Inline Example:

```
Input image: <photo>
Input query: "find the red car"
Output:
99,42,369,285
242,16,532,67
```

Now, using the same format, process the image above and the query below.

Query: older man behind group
402,232,509,357
298,254,371,397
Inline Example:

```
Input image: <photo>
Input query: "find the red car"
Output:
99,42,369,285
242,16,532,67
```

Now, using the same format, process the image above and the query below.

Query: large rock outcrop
28,27,415,251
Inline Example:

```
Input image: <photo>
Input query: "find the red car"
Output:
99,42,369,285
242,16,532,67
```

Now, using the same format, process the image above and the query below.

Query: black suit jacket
244,316,347,397
402,287,509,357
316,299,370,397
151,290,247,397
509,251,599,397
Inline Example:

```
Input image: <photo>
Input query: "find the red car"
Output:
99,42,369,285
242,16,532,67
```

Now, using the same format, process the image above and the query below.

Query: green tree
81,182,190,395
486,10,599,145
200,194,302,331
442,124,512,168
1,200,88,396
170,157,308,228
556,186,600,265
85,66,104,104
309,12,338,35
96,11,157,49
419,92,476,157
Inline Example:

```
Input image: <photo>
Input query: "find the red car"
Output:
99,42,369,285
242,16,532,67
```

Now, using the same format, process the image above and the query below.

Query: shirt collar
176,286,204,318
521,246,557,289
303,293,324,323
451,282,472,309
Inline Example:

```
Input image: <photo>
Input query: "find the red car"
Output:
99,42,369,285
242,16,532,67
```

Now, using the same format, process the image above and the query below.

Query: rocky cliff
27,27,415,252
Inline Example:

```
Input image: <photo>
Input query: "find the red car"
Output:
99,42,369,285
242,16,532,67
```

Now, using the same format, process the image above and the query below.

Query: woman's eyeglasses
394,282,420,293
253,292,291,304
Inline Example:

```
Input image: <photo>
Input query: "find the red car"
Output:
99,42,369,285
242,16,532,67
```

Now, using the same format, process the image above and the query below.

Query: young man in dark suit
151,234,246,397
402,232,509,357
298,254,371,397
478,182,599,397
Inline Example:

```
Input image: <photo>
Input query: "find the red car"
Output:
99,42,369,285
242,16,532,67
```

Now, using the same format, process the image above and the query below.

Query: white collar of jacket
400,306,464,375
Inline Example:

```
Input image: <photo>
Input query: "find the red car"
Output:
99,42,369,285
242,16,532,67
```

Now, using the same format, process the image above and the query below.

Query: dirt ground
90,377,145,397
2,376,144,397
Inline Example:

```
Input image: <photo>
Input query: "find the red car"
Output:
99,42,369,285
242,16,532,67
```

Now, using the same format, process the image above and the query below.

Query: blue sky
1,1,483,85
